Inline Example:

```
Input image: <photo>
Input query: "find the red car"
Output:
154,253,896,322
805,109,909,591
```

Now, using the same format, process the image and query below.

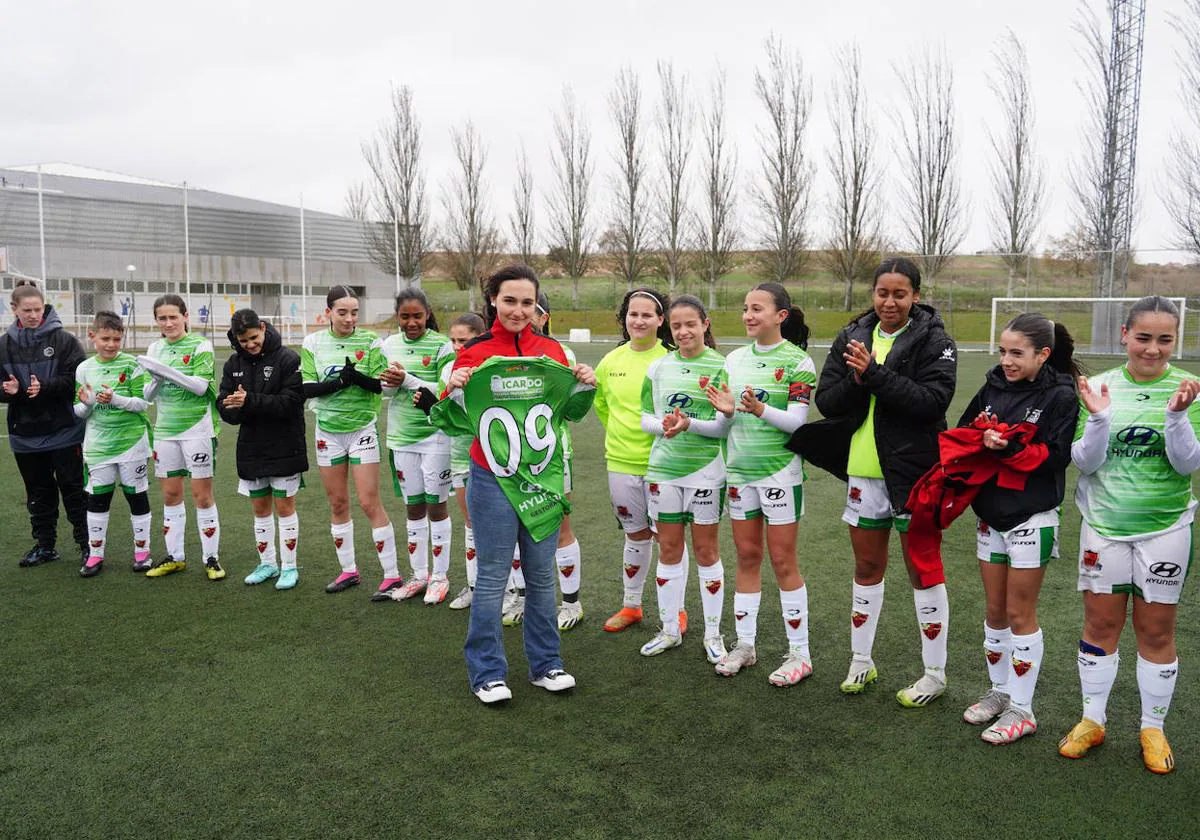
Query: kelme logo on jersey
490,374,543,399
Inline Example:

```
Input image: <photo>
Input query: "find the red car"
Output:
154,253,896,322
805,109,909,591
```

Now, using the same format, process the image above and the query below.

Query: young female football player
800,258,957,706
712,283,816,686
593,288,679,633
137,294,222,580
638,295,731,664
446,312,487,610
380,288,455,604
217,309,308,591
956,313,1081,743
300,286,399,599
1060,296,1200,774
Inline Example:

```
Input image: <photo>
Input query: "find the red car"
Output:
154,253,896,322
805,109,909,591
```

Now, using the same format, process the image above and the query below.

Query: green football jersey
300,328,386,434
723,342,816,485
561,343,577,461
75,353,151,465
382,330,454,449
642,348,727,484
430,355,595,541
1075,364,1200,538
146,333,216,441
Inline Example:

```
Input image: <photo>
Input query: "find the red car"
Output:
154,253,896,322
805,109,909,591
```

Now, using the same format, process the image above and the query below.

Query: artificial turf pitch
1,346,1198,839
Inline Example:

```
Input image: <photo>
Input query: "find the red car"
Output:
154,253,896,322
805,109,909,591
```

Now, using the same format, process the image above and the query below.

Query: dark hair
326,285,358,309
451,312,486,334
152,294,188,330
395,287,439,333
750,282,809,349
1003,312,1084,380
482,264,540,326
11,279,44,305
231,308,263,336
533,292,555,337
91,311,125,333
617,287,674,348
1125,295,1181,331
873,257,922,292
667,294,717,348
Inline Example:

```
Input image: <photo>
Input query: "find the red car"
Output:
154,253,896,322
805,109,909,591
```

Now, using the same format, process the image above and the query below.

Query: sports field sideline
1,344,1198,839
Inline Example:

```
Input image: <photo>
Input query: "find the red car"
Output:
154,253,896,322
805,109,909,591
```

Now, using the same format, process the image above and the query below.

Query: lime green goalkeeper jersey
1075,364,1200,538
75,353,151,465
642,348,727,485
301,328,386,434
146,333,216,441
430,355,595,541
594,341,670,474
382,329,455,449
723,341,816,486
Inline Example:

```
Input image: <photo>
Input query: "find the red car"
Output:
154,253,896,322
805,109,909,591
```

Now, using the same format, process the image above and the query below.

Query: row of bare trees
347,32,1051,310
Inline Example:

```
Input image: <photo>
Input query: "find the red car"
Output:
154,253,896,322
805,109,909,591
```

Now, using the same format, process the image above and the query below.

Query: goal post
990,297,1188,357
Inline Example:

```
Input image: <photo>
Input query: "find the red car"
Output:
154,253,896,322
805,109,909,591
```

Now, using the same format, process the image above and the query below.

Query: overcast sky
4,0,1194,261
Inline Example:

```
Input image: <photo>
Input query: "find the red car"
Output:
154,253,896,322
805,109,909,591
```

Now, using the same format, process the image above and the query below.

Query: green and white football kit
723,342,816,525
382,330,455,504
142,334,217,479
975,511,1060,570
1074,365,1200,604
301,328,386,467
641,348,729,525
74,353,152,493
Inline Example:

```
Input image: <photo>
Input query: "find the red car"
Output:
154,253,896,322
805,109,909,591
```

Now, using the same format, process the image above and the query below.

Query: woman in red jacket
444,265,596,704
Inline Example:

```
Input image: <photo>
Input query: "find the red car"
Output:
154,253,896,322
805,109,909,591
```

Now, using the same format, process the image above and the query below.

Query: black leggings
88,489,151,515
14,445,87,549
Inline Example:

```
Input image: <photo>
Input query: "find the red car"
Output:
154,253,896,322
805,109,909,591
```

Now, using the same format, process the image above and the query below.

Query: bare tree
441,121,502,311
1167,0,1200,257
896,47,967,285
1046,223,1099,278
696,68,740,309
347,84,432,287
655,61,694,293
510,143,537,266
824,44,884,311
987,31,1046,297
546,88,595,306
752,36,814,284
607,67,650,292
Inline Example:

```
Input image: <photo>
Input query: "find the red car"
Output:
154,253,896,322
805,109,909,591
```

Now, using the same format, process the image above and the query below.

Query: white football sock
331,520,356,573
405,517,429,579
914,584,949,680
464,525,476,587
1007,629,1044,711
557,539,581,597
86,510,110,559
373,523,399,579
698,561,725,639
196,505,220,558
131,512,152,562
780,585,810,658
733,591,761,647
984,622,1012,692
162,503,186,560
278,513,299,570
430,517,451,577
1078,647,1119,726
655,561,685,636
254,514,277,567
850,580,884,663
622,537,653,608
1137,655,1179,730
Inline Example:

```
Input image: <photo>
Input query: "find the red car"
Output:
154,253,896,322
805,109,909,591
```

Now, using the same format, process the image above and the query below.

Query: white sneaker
982,705,1037,744
502,594,525,626
391,574,428,601
423,574,449,605
501,587,518,614
768,648,814,686
963,688,1011,725
897,673,947,708
840,658,878,695
558,600,584,631
531,669,576,692
715,642,757,677
640,630,683,657
703,635,727,665
449,586,474,610
474,680,512,704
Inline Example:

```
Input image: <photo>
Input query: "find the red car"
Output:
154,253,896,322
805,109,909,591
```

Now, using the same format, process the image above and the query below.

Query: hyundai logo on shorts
1149,562,1182,579
764,488,785,501
1116,426,1162,446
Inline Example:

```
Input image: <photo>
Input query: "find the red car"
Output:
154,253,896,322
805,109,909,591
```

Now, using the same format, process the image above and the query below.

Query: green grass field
2,346,1200,839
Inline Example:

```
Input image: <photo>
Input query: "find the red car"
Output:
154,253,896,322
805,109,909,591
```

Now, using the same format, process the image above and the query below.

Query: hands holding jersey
448,363,596,392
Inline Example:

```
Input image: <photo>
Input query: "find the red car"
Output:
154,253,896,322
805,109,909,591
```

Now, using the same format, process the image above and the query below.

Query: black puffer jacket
0,305,86,452
217,322,308,480
957,364,1079,532
789,304,957,510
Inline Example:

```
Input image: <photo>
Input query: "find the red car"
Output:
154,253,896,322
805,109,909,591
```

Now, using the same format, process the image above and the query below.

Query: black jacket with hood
0,305,86,453
956,363,1079,532
788,303,957,511
216,322,308,480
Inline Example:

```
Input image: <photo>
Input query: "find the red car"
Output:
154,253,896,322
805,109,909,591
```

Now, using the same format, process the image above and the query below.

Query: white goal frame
989,296,1188,356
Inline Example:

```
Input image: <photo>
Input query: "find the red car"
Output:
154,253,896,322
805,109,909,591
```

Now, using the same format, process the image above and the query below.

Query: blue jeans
464,461,563,689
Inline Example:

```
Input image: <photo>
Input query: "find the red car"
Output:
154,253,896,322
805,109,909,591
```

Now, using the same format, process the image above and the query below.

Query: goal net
990,297,1189,357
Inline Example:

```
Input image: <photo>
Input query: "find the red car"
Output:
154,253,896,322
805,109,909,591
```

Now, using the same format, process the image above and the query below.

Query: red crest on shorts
623,563,638,579
698,375,711,389
512,558,521,570
202,527,216,538
466,548,476,560
787,618,802,630
848,486,862,502
921,622,943,640
422,355,432,366
90,539,103,548
851,611,869,628
774,367,785,382
985,650,1003,666
1083,550,1099,568
1012,659,1033,677
655,576,668,587
397,471,405,481
560,565,575,577
257,542,268,553
355,350,365,361
616,505,631,518
334,537,344,549
375,540,385,553
648,483,659,496
317,439,327,451
978,522,991,536
182,354,191,365
153,450,158,461
408,542,417,555
728,487,740,501
704,579,721,595
284,539,296,551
